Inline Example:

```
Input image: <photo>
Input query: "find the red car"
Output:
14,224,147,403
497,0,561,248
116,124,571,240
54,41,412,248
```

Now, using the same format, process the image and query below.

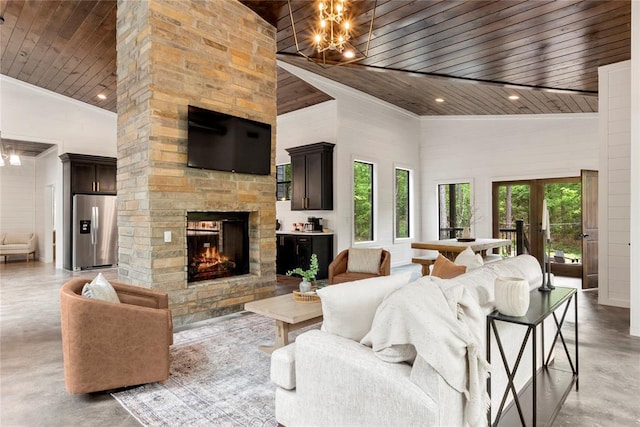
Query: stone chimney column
116,0,277,326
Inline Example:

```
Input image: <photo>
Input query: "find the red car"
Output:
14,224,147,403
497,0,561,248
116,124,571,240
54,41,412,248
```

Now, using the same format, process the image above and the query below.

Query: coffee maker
308,217,323,232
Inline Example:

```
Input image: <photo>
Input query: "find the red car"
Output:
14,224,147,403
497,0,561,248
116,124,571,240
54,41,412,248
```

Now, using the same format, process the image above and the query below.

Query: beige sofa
0,232,37,262
271,255,556,426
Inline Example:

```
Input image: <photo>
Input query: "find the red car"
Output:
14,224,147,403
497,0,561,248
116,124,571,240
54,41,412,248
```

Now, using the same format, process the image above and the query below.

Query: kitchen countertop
276,230,334,235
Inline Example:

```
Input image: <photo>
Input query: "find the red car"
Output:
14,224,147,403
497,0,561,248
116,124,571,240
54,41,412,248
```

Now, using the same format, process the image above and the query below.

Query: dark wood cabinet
61,153,117,195
70,162,96,193
286,142,334,210
276,234,297,275
59,153,117,270
95,163,117,193
276,233,333,280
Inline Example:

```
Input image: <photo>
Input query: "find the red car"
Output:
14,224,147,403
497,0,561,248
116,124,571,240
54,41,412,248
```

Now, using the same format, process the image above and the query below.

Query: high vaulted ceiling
0,0,631,116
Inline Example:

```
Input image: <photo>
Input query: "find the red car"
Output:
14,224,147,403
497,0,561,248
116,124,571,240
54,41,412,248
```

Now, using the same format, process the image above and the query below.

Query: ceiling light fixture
508,95,520,100
435,98,445,103
315,1,349,54
97,93,107,100
0,142,21,167
289,0,377,67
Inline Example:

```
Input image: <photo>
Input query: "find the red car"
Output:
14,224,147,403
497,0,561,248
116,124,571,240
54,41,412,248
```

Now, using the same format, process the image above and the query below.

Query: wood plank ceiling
0,138,54,157
1,0,118,112
269,0,630,115
0,0,631,117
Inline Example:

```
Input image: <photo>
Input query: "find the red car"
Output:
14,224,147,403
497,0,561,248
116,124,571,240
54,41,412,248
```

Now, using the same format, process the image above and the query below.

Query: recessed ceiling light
343,50,355,59
508,95,520,100
97,93,107,100
435,98,445,103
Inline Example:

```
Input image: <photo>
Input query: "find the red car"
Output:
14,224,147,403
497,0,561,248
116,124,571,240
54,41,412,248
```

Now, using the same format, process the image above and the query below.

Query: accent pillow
82,273,120,303
454,247,484,271
431,254,466,279
347,247,383,274
317,271,412,342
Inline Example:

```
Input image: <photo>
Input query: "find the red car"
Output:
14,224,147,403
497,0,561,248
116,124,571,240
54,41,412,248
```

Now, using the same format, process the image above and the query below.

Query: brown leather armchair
328,249,391,284
60,278,173,394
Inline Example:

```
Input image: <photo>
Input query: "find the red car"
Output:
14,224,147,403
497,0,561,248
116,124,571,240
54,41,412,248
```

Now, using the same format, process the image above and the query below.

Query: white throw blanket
360,276,490,427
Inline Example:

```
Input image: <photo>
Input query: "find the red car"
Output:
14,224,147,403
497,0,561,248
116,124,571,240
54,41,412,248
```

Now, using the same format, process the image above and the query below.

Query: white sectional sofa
271,255,556,426
0,232,37,262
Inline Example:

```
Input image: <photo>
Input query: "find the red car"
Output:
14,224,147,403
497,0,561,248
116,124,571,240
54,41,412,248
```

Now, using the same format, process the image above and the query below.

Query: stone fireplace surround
116,0,277,326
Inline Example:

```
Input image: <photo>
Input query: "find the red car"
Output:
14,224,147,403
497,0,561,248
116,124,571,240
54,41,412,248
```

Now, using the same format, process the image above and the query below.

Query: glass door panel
544,182,582,265
492,177,584,279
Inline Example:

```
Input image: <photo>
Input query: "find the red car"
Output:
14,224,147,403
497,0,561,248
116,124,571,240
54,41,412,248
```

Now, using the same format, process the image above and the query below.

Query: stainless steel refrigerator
73,194,118,270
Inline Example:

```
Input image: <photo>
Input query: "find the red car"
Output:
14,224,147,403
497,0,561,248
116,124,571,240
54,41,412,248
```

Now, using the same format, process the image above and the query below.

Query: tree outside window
395,168,411,239
276,163,291,200
544,182,582,258
438,183,471,239
354,161,374,242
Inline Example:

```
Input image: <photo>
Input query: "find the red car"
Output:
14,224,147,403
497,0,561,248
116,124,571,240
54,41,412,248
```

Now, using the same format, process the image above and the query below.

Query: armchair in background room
60,278,173,394
328,248,391,284
0,232,38,262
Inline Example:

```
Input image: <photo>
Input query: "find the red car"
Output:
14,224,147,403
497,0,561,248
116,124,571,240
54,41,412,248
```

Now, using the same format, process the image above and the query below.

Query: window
353,160,374,242
395,167,411,239
276,163,291,200
438,182,471,239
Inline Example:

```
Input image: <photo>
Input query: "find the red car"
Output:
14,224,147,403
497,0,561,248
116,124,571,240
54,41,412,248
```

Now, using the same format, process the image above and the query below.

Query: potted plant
460,206,482,240
286,253,318,293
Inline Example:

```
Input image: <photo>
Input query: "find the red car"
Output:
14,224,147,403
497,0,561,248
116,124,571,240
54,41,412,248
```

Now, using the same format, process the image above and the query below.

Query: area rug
112,313,317,427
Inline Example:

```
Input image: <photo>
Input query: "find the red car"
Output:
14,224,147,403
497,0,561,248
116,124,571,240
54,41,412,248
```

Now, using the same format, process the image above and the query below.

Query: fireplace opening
187,212,249,283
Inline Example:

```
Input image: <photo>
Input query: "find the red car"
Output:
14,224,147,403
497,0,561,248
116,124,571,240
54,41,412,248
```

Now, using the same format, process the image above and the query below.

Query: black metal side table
487,286,578,426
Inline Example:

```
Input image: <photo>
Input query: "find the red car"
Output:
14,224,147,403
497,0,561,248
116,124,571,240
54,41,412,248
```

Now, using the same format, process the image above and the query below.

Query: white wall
276,62,422,266
599,61,632,308
630,0,640,337
34,147,64,264
0,75,117,267
335,87,421,264
420,114,599,241
0,157,36,252
276,101,339,234
0,76,117,156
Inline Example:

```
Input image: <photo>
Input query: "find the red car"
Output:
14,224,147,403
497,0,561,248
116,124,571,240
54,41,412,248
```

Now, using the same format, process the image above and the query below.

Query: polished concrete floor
1,260,639,426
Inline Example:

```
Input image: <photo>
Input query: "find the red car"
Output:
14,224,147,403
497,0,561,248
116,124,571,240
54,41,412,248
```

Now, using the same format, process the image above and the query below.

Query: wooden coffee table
244,293,323,354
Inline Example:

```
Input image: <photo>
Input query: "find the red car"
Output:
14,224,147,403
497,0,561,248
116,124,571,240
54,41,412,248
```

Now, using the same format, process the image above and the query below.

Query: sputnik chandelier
289,0,377,67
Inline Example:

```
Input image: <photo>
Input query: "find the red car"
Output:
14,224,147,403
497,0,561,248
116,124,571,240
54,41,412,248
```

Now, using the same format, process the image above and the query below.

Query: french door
492,171,598,288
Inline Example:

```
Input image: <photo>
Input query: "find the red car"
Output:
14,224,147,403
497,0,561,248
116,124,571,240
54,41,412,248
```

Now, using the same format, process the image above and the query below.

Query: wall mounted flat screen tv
187,105,272,175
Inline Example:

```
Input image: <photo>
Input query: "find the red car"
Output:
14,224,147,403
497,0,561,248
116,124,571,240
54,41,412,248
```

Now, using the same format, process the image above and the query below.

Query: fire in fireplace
187,212,249,283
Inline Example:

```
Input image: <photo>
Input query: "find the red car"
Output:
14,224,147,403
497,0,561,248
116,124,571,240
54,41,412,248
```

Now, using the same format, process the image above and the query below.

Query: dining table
411,238,512,261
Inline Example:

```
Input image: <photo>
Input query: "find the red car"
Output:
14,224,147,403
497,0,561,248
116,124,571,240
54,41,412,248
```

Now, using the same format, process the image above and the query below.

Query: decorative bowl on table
292,289,320,303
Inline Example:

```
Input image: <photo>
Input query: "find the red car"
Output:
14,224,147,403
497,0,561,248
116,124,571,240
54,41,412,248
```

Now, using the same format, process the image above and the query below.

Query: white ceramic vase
462,226,472,238
299,279,312,293
494,276,530,317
